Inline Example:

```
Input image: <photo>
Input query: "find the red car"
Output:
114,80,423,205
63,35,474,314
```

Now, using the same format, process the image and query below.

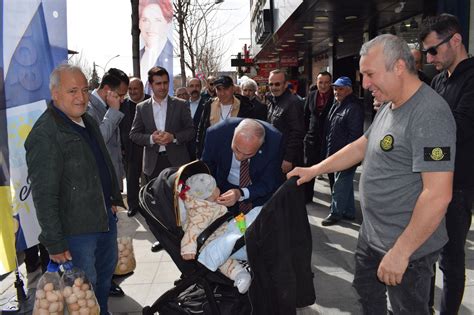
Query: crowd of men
23,13,472,315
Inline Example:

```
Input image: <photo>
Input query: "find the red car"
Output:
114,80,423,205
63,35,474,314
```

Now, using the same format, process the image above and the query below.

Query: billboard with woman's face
139,0,173,94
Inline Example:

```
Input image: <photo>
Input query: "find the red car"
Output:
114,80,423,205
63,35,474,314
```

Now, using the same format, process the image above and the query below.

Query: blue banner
1,0,67,273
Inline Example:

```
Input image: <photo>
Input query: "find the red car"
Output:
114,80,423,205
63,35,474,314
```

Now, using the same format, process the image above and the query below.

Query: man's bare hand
287,166,317,185
216,189,240,207
377,248,409,286
49,250,72,264
111,205,118,214
159,131,174,145
182,253,195,260
106,90,121,110
281,160,293,174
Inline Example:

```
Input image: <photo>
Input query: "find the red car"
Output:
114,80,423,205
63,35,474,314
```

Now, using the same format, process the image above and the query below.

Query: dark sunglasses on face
268,82,283,87
421,33,454,56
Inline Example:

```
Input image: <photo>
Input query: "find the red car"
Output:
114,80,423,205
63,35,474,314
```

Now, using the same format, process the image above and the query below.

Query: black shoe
321,214,340,226
127,207,139,217
109,281,125,297
343,214,355,221
151,241,163,252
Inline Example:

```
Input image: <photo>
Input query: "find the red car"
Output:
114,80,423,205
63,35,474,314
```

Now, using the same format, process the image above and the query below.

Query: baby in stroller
179,173,253,293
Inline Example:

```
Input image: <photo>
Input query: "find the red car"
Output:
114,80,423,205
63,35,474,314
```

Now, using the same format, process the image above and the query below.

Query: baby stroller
138,160,315,315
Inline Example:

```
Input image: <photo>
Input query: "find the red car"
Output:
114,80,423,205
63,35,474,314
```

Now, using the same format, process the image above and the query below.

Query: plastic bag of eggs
33,274,64,315
114,236,136,275
62,276,99,315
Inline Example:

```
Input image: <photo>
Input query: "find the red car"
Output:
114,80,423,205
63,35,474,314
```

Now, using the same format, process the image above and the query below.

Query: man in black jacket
321,77,363,226
303,71,334,202
267,69,305,177
120,77,150,217
421,14,474,314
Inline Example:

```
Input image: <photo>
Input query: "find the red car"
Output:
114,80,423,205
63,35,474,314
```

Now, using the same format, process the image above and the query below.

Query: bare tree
68,51,93,80
173,0,227,85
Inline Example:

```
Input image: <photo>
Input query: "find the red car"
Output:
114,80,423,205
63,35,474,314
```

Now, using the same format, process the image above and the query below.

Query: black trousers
124,143,144,211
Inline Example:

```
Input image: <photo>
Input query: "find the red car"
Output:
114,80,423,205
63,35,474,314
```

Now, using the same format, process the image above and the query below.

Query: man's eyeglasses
422,33,454,56
268,82,284,87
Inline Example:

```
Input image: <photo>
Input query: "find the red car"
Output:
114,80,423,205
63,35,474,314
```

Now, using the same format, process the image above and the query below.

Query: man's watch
172,134,178,144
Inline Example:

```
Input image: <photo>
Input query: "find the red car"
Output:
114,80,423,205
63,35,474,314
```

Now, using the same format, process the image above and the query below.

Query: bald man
120,77,150,217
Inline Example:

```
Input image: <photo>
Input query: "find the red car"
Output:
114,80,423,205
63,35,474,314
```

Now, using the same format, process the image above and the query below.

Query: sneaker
321,214,340,226
234,270,251,294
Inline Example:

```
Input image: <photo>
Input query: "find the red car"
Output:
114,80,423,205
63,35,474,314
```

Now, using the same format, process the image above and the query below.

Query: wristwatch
172,134,177,144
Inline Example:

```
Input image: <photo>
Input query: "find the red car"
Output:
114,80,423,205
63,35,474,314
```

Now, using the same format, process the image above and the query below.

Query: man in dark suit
196,76,267,158
303,71,334,202
130,66,194,252
201,118,283,213
186,78,206,160
130,66,194,181
120,77,150,217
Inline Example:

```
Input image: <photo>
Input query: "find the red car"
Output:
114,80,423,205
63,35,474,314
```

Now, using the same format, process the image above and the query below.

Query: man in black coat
185,78,206,160
321,77,363,226
303,71,334,202
119,77,150,217
267,69,305,177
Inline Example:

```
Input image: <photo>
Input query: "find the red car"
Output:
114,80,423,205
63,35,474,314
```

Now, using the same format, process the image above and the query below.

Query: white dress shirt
227,153,250,200
150,96,167,152
189,97,200,118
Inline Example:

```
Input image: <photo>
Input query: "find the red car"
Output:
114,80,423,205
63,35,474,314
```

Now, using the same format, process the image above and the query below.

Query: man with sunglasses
420,14,474,315
267,69,305,176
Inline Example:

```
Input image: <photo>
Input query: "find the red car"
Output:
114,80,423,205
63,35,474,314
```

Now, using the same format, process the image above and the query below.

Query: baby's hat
185,173,216,200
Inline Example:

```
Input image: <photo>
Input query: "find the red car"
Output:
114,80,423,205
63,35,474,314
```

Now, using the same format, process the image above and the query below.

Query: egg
74,277,84,287
39,298,50,309
122,249,130,256
67,294,78,304
85,290,93,299
36,289,46,299
86,298,96,307
79,307,90,315
46,290,59,302
38,308,49,315
48,301,59,312
63,286,72,298
120,257,128,264
77,298,86,307
43,282,54,292
73,286,81,294
119,264,128,272
68,302,80,311
81,283,90,291
118,243,125,251
71,311,80,315
76,290,86,299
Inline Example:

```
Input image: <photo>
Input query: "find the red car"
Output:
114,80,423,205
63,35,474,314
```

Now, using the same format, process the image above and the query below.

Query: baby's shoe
234,270,251,294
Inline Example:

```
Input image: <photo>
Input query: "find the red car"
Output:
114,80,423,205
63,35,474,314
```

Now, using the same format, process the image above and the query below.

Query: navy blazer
201,117,283,208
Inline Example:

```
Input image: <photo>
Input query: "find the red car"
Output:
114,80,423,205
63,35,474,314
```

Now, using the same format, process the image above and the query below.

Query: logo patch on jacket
424,147,450,161
380,134,394,151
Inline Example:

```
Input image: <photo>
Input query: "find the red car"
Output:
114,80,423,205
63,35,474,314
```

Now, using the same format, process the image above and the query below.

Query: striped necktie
239,159,252,212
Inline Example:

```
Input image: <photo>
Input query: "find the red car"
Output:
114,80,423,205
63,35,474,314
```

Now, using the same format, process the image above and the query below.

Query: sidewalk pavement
1,170,473,314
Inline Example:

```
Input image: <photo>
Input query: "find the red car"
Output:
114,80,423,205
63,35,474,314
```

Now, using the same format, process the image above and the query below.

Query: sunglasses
268,82,284,87
421,33,454,56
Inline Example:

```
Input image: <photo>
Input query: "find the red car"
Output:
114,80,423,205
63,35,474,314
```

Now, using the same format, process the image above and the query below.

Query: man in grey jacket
87,68,128,296
87,68,129,190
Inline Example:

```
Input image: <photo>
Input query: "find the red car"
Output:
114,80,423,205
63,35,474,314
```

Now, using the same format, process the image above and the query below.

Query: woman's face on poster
139,4,170,49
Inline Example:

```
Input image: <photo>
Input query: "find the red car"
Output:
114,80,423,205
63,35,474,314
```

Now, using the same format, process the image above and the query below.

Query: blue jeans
66,209,118,315
437,190,472,314
353,237,439,314
330,167,356,218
